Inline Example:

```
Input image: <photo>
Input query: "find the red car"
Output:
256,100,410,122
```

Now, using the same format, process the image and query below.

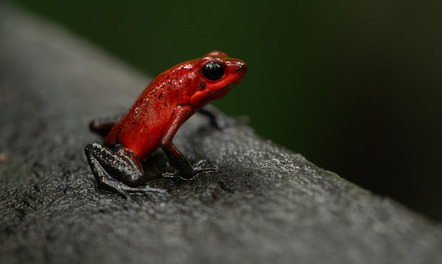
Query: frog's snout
231,61,246,84
234,59,247,75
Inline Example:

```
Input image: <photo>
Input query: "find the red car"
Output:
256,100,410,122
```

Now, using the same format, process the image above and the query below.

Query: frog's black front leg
161,105,218,179
89,114,124,137
85,143,166,199
199,104,248,129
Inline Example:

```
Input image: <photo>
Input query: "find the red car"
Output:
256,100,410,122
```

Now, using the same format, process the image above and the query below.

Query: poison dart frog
85,51,246,199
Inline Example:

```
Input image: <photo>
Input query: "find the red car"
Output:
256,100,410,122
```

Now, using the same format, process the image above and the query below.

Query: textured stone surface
1,4,442,264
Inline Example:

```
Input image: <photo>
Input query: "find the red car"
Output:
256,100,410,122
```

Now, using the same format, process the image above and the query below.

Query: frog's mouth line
205,84,230,95
210,84,233,96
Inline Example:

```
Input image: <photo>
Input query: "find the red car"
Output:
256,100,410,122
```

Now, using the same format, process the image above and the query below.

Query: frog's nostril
237,65,244,73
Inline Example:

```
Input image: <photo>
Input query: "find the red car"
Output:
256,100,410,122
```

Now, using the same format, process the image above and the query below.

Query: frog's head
190,51,247,109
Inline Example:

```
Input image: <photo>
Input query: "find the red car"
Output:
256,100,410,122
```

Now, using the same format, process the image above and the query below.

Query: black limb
199,104,248,129
89,114,125,137
161,144,219,180
84,143,166,199
160,105,219,180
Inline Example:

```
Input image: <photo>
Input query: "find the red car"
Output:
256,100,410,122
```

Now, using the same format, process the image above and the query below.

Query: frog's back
105,61,198,158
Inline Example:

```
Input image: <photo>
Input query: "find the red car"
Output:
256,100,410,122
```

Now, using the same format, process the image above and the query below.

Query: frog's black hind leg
85,143,166,199
89,114,124,137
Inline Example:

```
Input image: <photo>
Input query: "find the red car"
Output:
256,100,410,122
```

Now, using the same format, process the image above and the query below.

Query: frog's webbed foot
93,169,166,200
90,164,166,200
162,160,219,180
199,104,249,129
85,143,166,200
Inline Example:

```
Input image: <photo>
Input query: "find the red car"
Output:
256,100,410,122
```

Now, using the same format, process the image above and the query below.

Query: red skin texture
104,51,246,159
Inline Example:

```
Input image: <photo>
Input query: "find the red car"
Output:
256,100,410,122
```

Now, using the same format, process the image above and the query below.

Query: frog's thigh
85,143,146,187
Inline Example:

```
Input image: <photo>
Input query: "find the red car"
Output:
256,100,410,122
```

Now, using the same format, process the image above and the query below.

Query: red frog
85,51,246,199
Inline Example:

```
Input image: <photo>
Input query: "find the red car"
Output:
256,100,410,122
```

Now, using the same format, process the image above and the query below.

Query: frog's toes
193,159,219,172
125,185,167,194
162,160,219,180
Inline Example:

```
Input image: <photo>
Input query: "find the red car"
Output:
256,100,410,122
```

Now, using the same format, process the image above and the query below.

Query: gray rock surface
1,4,441,264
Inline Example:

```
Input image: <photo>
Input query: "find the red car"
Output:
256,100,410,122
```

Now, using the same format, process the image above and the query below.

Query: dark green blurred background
11,0,442,221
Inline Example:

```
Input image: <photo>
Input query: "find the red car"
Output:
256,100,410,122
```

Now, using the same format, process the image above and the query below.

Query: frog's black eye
202,61,225,80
